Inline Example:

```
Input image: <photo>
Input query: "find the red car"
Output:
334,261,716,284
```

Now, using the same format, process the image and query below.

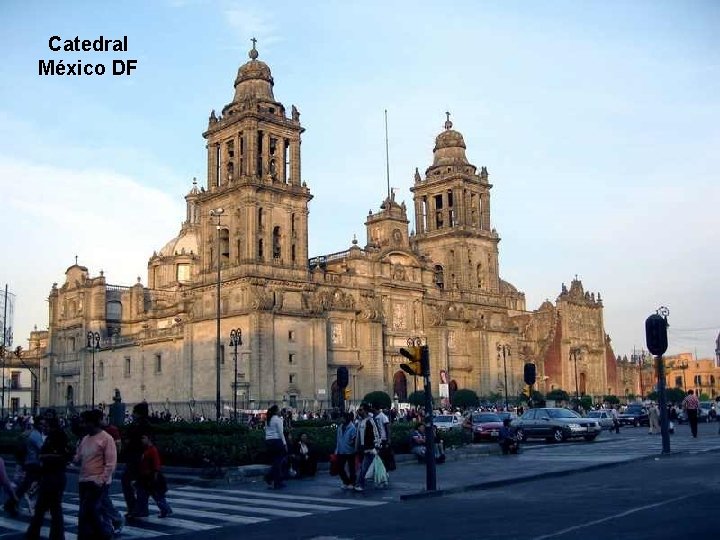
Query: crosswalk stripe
0,516,78,540
154,494,310,518
144,504,269,525
178,486,385,506
162,490,355,513
61,503,169,537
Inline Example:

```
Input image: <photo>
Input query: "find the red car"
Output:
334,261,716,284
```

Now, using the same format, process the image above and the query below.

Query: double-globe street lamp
229,328,242,422
210,208,225,422
496,343,511,411
87,331,100,409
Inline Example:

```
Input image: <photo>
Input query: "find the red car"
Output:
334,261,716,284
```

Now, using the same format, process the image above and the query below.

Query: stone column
279,138,287,184
262,132,270,180
290,138,301,186
206,144,213,191
414,197,424,234
482,193,491,231
248,125,257,177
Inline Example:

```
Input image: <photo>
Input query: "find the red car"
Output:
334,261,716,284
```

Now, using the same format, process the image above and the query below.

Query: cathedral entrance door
393,371,408,402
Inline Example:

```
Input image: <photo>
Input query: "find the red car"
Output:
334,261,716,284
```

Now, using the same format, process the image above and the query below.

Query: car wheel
515,428,526,442
633,419,639,427
584,434,597,442
552,428,565,443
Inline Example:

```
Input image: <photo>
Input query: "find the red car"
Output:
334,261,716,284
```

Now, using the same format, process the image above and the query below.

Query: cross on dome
249,37,259,60
444,111,453,130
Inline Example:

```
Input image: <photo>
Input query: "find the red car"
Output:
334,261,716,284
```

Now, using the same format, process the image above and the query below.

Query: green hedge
0,420,469,468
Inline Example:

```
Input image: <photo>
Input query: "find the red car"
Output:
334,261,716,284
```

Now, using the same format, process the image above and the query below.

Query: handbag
329,454,340,476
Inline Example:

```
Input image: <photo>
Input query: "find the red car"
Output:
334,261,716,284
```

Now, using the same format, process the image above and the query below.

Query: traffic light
645,314,668,356
400,346,422,376
343,388,351,400
337,366,349,388
523,363,536,386
400,345,430,377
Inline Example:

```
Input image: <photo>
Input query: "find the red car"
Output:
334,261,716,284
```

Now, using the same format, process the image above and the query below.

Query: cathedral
38,43,625,416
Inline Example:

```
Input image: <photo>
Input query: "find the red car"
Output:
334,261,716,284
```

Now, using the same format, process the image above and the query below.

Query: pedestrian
133,434,172,518
611,406,620,434
334,412,357,490
0,457,17,511
682,389,700,438
26,415,72,540
74,409,117,540
294,433,317,478
372,404,395,472
5,416,45,517
100,416,124,533
354,403,380,492
648,403,660,435
263,405,287,489
498,418,519,455
121,402,151,519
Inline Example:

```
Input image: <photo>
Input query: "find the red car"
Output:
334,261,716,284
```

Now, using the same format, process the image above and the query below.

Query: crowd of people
0,402,171,540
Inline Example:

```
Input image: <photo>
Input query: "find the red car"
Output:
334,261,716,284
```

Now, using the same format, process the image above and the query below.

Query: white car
586,410,614,430
433,414,462,431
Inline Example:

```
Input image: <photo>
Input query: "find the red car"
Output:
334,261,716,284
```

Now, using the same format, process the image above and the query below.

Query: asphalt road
174,450,719,540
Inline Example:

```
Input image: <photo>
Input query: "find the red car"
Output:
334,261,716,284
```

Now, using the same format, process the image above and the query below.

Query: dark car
463,412,503,442
512,407,601,443
618,405,649,427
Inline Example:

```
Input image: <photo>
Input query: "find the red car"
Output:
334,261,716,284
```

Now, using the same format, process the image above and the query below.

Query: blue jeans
264,439,287,487
78,482,113,540
356,452,375,488
135,480,171,516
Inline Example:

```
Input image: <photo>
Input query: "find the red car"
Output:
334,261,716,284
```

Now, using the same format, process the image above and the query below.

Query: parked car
463,412,503,442
618,405,649,427
586,410,614,430
496,411,518,423
512,407,601,443
433,414,462,431
678,405,710,424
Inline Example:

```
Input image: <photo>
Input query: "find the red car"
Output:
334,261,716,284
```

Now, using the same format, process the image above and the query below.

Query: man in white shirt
372,405,390,444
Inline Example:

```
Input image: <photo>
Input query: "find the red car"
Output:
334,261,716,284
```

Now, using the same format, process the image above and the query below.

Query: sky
0,0,718,360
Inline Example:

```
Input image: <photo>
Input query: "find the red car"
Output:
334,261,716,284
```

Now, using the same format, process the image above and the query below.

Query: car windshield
473,414,501,423
547,409,581,419
587,411,602,417
435,415,454,423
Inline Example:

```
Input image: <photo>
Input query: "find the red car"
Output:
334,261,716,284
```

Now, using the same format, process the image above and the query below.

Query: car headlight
567,423,583,430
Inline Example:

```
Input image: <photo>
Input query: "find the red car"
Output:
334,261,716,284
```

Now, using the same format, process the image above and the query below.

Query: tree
362,391,391,410
451,389,479,409
646,388,686,404
408,390,426,407
546,389,569,402
603,395,620,405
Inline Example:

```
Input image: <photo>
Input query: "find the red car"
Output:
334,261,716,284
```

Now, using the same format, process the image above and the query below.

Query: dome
430,114,471,169
233,41,275,101
159,229,198,257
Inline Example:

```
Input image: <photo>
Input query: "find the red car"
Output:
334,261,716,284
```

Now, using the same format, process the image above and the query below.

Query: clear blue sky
1,0,718,360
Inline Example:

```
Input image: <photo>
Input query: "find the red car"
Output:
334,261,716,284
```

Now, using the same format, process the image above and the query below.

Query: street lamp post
570,347,582,406
210,207,225,422
229,328,242,422
496,344,511,411
86,331,100,409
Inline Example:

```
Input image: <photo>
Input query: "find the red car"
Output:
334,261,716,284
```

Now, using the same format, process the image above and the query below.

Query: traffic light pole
423,369,437,491
646,307,671,455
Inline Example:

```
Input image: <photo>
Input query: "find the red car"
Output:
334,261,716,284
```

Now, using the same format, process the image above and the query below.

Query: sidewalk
211,422,720,500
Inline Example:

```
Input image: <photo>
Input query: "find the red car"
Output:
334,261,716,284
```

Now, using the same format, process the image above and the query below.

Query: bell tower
200,40,312,280
411,114,500,292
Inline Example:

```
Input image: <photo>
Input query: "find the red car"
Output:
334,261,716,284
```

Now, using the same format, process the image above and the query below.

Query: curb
399,446,720,501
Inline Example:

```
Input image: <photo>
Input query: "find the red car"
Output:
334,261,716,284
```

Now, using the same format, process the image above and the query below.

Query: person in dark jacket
25,415,72,540
354,403,380,492
121,403,151,518
498,418,519,455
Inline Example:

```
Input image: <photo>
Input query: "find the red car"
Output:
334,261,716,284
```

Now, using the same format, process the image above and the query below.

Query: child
131,435,172,518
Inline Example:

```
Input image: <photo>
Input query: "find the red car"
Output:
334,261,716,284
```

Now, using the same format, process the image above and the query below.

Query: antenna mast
385,109,390,201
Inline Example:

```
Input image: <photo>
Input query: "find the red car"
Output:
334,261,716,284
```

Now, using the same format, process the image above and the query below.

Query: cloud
221,2,282,51
0,156,184,344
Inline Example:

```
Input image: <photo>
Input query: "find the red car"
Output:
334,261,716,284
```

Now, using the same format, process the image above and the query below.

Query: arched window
258,207,264,229
273,226,281,259
66,385,74,408
258,238,264,259
434,265,444,289
220,228,230,264
98,361,105,379
476,263,483,289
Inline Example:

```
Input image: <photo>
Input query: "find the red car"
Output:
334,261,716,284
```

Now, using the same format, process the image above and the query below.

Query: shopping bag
372,454,389,486
329,454,340,476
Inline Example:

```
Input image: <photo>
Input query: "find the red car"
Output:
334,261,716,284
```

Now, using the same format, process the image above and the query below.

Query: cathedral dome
159,229,198,257
233,41,275,101
430,114,471,168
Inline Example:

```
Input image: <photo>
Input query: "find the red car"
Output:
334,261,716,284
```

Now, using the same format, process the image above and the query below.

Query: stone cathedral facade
38,44,626,415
